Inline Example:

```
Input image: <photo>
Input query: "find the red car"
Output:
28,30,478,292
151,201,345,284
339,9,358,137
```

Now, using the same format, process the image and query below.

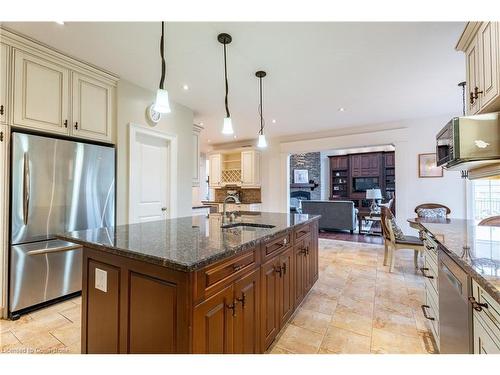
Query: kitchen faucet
222,195,241,226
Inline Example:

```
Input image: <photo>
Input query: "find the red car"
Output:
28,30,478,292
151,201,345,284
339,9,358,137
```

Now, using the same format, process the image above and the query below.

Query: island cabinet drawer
262,232,292,263
294,223,311,242
471,280,500,344
422,256,438,295
194,247,259,301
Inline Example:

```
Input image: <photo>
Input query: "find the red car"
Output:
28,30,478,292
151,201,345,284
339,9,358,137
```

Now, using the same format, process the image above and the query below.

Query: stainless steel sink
221,223,276,229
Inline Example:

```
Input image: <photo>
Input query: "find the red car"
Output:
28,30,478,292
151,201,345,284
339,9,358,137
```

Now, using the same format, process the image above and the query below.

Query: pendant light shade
257,134,268,148
218,33,233,135
256,70,267,148
222,117,234,135
153,22,171,114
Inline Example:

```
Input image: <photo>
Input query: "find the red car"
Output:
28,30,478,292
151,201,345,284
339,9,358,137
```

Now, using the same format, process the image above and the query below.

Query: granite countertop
412,218,500,304
58,212,319,272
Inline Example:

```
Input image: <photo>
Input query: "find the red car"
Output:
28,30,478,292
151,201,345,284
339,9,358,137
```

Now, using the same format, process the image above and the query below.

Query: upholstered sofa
301,200,358,233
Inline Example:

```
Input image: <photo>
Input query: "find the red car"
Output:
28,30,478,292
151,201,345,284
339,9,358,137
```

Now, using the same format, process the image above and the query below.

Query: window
472,179,500,221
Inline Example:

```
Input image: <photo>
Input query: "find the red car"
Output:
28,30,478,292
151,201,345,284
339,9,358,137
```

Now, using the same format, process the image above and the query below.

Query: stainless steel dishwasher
438,248,472,353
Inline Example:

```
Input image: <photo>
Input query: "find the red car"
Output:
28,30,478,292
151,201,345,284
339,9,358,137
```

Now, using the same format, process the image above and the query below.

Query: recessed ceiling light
182,84,189,90
338,107,345,112
233,135,237,139
55,21,65,25
272,119,277,124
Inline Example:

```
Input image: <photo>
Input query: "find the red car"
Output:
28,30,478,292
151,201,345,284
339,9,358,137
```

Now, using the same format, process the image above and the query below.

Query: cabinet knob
64,119,68,128
468,296,488,312
74,122,79,130
0,104,4,115
0,131,3,142
470,92,475,105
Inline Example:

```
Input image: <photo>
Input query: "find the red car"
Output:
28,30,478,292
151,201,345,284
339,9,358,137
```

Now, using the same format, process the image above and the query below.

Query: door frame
128,123,178,223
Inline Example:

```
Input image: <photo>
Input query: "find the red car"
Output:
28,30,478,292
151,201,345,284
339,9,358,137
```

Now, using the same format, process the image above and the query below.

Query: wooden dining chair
478,216,500,227
381,207,424,272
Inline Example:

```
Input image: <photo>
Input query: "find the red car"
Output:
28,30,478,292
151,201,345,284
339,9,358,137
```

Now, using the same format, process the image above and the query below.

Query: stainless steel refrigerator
9,132,115,318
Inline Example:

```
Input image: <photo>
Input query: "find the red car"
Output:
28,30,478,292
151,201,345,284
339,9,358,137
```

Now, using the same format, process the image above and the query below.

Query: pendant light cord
159,21,166,90
259,77,264,135
223,43,230,118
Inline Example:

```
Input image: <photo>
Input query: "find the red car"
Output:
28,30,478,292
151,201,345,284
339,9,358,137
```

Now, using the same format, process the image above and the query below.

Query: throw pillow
389,217,406,241
417,208,447,219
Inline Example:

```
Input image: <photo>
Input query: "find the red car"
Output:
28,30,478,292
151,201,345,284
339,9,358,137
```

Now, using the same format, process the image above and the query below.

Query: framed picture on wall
294,169,309,184
418,153,443,178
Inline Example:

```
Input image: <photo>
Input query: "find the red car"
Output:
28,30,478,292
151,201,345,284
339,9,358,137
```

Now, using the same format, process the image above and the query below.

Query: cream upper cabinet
0,43,9,125
478,22,499,110
209,153,222,188
71,72,113,142
241,150,261,188
465,37,481,114
457,22,500,114
13,49,70,134
192,125,202,187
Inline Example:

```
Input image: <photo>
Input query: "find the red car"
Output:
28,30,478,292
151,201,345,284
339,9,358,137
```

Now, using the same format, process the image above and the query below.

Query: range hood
468,163,500,180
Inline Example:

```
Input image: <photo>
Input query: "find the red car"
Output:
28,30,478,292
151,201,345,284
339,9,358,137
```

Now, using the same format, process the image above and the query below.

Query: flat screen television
352,177,379,192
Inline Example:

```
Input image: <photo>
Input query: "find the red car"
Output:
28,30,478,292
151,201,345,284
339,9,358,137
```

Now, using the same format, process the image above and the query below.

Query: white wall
260,114,467,233
116,79,194,224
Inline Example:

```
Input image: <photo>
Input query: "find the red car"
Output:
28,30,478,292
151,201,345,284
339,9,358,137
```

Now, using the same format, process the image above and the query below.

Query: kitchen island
411,218,500,353
58,212,320,354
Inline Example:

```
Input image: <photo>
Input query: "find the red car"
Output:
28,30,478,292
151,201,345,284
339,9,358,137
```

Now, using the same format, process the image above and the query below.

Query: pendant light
218,33,234,135
153,21,171,114
256,71,267,148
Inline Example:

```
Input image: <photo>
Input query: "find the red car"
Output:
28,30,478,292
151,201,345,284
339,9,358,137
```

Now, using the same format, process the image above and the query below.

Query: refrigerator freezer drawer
9,240,82,313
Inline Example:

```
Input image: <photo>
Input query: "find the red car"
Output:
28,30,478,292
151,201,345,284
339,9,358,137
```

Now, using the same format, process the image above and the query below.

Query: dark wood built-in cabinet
329,151,395,210
81,219,320,354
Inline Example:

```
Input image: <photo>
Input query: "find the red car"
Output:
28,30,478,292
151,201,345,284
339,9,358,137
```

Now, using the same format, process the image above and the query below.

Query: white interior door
129,128,170,223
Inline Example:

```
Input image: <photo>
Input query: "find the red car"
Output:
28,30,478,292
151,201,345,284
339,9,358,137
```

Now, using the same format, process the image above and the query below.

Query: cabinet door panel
473,316,500,354
260,257,280,350
193,283,234,353
279,247,294,327
209,154,222,187
13,50,69,133
234,268,261,354
1,43,9,125
294,242,305,307
128,272,178,353
466,38,481,114
72,72,113,142
478,22,499,109
86,260,120,354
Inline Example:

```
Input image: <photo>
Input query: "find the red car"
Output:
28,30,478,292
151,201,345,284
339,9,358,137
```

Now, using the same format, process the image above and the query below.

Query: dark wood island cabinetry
59,212,320,354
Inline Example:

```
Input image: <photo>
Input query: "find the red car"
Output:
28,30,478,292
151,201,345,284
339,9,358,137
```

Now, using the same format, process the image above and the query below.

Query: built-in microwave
436,112,500,170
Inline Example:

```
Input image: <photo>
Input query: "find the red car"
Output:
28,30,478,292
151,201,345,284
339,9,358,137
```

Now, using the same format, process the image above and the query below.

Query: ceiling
2,22,466,146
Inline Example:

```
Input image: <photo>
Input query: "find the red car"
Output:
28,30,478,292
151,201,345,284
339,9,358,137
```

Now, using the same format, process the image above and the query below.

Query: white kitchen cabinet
13,49,70,134
209,153,222,188
192,125,202,187
0,124,8,316
241,150,261,188
1,27,118,143
478,22,499,111
457,22,500,114
71,72,114,142
471,280,500,354
0,43,9,125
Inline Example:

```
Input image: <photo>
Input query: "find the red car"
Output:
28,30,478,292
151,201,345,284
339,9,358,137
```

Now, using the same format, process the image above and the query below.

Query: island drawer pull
421,305,435,321
233,264,244,272
420,267,434,279
468,296,488,312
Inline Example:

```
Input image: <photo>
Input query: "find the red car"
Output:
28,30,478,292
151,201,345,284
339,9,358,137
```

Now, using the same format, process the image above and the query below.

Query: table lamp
366,188,382,214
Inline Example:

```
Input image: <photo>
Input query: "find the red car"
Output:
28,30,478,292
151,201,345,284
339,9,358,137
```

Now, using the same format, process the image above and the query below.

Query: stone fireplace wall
290,152,321,200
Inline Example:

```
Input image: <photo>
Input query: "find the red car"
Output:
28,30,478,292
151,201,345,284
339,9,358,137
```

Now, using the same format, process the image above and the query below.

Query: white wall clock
147,104,162,125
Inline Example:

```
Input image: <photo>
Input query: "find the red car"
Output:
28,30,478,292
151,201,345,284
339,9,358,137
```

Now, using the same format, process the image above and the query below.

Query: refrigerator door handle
23,152,30,225
26,244,82,256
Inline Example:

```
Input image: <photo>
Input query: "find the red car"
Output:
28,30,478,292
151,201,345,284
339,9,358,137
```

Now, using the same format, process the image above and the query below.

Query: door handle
468,296,488,312
473,86,483,99
227,301,237,317
282,263,287,275
236,293,246,308
274,265,283,277
161,207,167,212
0,104,4,115
23,152,30,225
26,244,82,256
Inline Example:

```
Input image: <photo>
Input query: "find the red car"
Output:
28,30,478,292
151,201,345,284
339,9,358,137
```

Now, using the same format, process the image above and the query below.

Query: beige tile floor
0,238,436,354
